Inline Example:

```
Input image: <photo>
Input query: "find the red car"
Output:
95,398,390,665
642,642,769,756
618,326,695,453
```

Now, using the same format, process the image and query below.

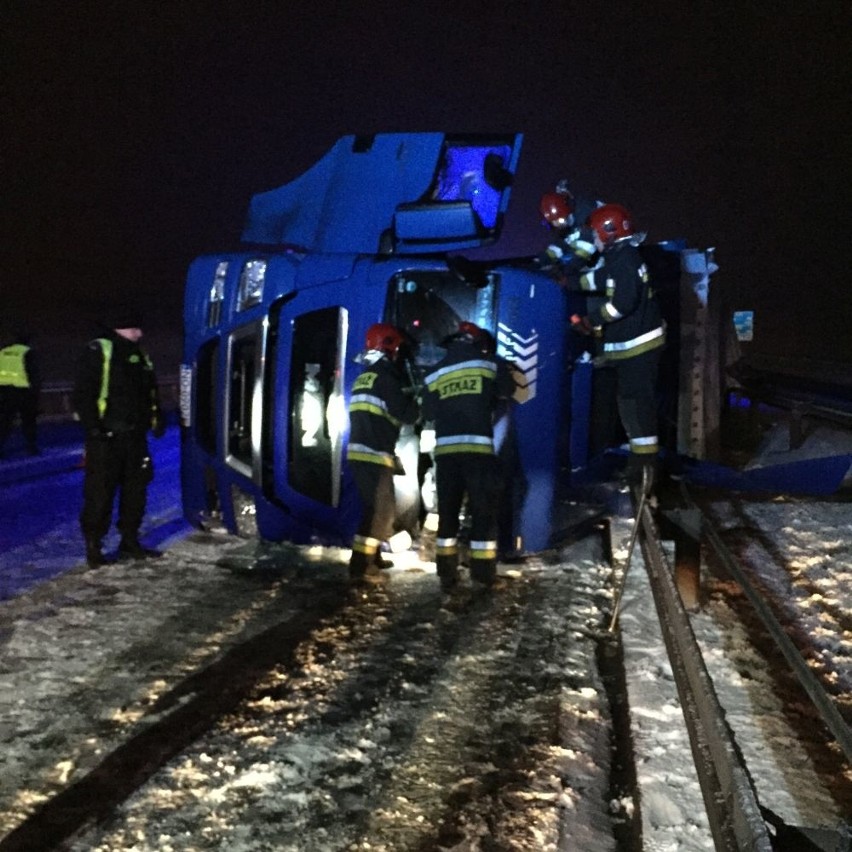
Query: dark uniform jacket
73,331,161,436
423,340,517,456
587,240,665,360
346,355,418,468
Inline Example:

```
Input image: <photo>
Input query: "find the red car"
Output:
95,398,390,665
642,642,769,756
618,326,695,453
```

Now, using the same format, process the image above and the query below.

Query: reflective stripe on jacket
588,241,666,361
423,341,516,456
346,356,418,467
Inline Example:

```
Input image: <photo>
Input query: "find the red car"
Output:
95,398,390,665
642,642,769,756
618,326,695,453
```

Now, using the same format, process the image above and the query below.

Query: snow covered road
0,530,621,851
1,423,851,850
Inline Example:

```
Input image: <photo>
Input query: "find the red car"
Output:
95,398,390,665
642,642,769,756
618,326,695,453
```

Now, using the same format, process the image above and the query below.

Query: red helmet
365,323,405,359
457,321,495,353
539,191,574,228
458,321,485,340
587,203,634,246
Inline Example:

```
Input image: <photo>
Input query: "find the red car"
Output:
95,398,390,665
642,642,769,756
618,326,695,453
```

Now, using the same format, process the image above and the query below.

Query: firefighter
72,312,166,567
538,183,622,456
575,203,665,493
0,331,42,458
422,322,518,591
536,179,602,291
346,323,419,582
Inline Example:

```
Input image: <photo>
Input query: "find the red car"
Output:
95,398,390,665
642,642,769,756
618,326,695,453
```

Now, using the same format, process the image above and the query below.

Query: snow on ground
0,423,851,850
1,531,620,850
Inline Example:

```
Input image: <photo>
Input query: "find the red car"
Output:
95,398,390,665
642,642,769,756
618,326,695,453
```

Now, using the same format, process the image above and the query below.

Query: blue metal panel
242,133,522,255
243,134,444,250
495,268,570,552
183,251,304,357
262,286,364,545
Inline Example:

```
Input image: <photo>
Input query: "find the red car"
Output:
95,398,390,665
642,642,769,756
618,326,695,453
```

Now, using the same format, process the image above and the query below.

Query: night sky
4,2,851,380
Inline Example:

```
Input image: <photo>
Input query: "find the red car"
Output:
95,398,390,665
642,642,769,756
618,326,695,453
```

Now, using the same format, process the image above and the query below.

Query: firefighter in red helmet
578,203,664,493
540,190,574,230
346,323,419,582
422,321,518,591
536,179,601,291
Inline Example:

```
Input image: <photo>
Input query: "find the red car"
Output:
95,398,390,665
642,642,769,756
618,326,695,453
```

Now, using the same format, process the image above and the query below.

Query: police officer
576,203,665,492
346,323,419,582
422,322,518,591
0,331,42,458
73,312,166,567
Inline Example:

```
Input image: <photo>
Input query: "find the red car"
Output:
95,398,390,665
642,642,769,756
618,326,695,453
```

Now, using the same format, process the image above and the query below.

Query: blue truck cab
180,132,581,553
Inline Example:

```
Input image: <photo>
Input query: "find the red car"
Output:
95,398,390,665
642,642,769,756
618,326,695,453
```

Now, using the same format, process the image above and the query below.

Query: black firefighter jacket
346,355,418,468
587,240,665,361
423,340,517,457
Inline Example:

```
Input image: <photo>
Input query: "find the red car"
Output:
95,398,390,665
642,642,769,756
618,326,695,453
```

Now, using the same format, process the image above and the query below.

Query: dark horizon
4,3,851,381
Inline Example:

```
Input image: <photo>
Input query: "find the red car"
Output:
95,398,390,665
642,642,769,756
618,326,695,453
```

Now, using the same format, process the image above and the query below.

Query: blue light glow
432,145,511,229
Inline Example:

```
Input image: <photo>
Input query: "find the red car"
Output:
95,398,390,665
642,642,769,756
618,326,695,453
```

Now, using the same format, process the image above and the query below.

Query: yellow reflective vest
0,344,31,388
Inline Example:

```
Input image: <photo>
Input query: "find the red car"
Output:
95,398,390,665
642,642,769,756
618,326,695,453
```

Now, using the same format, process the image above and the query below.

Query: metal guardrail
729,361,852,444
636,483,852,849
635,494,773,851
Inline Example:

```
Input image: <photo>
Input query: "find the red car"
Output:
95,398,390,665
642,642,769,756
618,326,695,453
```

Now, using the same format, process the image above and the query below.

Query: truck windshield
386,270,498,371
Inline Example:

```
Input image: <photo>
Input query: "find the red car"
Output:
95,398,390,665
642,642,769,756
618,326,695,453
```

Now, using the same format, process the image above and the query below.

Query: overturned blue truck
178,131,746,555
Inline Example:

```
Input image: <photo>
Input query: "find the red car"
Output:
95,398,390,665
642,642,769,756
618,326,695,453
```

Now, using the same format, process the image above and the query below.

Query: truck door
260,284,356,543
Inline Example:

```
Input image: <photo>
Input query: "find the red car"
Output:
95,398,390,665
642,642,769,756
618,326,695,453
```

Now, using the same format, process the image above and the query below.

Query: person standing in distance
346,323,419,583
422,322,518,591
577,203,665,492
73,311,166,567
0,330,42,458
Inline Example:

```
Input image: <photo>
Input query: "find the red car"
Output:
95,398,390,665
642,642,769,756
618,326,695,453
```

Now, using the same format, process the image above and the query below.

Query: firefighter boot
373,552,394,570
436,554,460,593
350,551,381,584
118,538,163,560
85,539,110,569
470,558,497,589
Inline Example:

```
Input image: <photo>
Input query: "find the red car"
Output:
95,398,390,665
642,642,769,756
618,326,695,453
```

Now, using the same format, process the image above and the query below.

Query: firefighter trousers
613,348,661,490
348,460,395,574
80,431,153,546
435,453,501,585
613,348,661,452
